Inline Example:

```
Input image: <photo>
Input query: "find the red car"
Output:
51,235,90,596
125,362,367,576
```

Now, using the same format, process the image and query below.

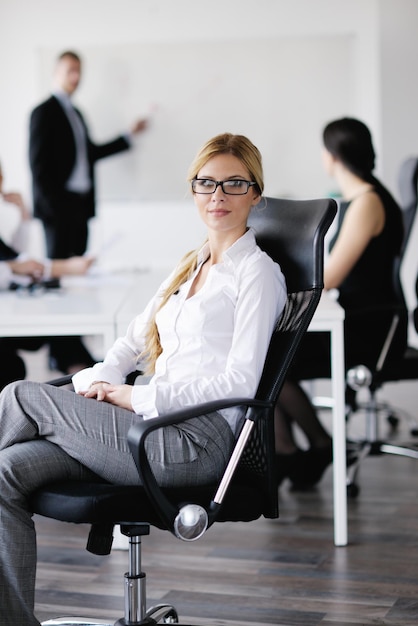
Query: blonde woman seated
0,133,287,626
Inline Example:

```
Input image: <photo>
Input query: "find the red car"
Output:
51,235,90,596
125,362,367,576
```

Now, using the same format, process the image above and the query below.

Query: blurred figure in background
29,50,148,258
0,160,95,389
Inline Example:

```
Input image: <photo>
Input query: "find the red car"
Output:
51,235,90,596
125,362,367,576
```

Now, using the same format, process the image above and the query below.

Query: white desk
308,293,347,547
0,273,139,350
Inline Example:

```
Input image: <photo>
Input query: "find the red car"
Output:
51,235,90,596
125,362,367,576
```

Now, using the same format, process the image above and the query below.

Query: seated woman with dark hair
275,117,407,489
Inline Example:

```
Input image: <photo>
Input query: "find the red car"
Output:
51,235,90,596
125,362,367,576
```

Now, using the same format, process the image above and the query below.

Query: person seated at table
0,133,287,625
274,117,407,489
0,161,95,389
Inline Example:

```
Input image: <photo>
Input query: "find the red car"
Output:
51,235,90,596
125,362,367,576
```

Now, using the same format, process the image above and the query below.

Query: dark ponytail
323,117,375,181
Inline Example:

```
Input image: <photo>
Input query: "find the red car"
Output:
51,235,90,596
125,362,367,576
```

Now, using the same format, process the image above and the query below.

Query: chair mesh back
233,197,337,518
238,288,322,518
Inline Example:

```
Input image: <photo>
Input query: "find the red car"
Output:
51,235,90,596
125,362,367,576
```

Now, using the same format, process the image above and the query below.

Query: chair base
41,618,196,625
41,617,197,626
41,602,194,624
41,526,184,625
312,388,418,437
347,439,418,498
41,617,114,626
358,399,418,437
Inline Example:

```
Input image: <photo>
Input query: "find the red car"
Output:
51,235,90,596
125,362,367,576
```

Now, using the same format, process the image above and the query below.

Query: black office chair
345,233,418,497
30,196,337,626
376,155,418,432
397,156,418,259
342,158,418,498
414,274,418,332
345,299,418,497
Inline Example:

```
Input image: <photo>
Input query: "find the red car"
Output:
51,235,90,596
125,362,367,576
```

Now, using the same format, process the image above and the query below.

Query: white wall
0,0,417,338
379,0,418,343
37,36,355,202
0,0,382,197
380,0,418,190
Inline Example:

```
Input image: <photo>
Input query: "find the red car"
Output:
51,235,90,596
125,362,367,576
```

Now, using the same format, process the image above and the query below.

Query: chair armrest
127,397,272,537
46,374,74,387
44,374,272,538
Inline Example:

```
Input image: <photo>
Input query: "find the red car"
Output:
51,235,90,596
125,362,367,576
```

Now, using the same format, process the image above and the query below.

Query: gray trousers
0,380,234,626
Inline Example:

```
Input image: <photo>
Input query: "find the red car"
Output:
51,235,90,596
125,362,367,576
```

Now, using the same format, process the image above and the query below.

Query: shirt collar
197,228,257,267
53,89,73,109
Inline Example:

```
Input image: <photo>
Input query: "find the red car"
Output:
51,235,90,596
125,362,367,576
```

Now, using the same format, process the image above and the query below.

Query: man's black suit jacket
29,95,130,224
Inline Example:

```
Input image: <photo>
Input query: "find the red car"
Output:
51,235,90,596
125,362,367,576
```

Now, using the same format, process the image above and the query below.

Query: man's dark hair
58,50,81,64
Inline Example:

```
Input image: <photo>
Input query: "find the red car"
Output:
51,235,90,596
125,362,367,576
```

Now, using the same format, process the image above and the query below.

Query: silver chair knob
174,504,208,541
346,365,372,390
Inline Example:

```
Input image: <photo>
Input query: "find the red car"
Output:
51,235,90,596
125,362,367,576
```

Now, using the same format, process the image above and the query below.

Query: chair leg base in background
346,439,418,498
41,617,198,625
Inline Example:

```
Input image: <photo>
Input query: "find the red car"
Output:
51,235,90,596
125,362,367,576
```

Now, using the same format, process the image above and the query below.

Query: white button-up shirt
73,229,287,434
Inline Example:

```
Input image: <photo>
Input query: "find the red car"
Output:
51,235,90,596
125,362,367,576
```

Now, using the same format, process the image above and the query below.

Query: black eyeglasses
191,178,257,195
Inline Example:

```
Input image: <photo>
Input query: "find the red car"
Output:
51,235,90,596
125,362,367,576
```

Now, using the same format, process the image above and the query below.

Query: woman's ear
251,186,262,206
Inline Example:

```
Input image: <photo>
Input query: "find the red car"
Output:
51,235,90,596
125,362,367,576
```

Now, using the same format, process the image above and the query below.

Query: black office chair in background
398,156,418,258
344,156,418,497
29,196,336,626
345,298,418,497
379,155,418,432
414,274,418,332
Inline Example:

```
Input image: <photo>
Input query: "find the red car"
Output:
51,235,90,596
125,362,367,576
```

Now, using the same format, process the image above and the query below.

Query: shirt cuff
131,383,158,418
42,259,52,280
72,363,124,392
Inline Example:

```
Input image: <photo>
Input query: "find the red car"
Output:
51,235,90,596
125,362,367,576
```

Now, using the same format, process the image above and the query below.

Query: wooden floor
24,350,418,625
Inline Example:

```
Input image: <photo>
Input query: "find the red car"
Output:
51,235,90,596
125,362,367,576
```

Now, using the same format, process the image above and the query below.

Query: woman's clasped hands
80,381,134,411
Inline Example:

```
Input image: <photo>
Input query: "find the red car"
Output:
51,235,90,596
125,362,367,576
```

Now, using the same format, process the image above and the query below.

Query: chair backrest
368,158,418,375
397,157,418,335
248,197,337,396
398,156,418,258
238,197,337,516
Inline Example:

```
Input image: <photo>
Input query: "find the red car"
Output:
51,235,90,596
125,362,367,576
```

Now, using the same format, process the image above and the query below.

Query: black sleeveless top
289,184,407,375
329,185,404,312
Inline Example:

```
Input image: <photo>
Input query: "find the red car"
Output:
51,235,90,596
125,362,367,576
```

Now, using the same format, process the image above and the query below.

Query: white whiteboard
39,36,353,201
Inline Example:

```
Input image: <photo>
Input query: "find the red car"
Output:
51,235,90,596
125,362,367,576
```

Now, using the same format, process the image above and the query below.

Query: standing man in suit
29,50,147,258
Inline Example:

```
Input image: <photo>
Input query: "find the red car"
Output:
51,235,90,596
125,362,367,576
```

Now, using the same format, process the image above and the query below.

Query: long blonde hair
141,133,264,374
140,248,198,373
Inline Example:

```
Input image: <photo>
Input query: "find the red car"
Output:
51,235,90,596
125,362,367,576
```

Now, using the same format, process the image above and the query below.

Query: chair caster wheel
387,414,399,429
347,483,359,498
146,603,179,624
